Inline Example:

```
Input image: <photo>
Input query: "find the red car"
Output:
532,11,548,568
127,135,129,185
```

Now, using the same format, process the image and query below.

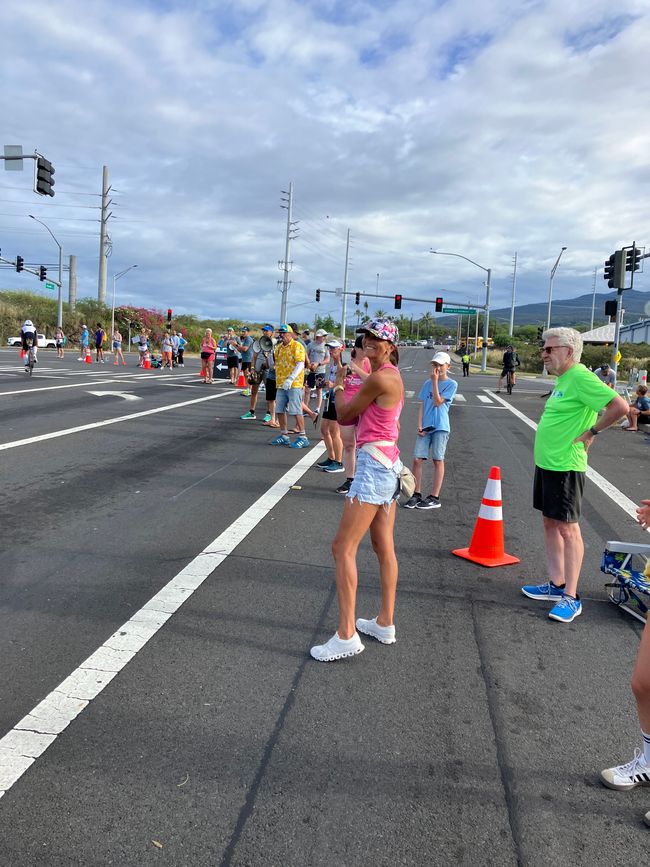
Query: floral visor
356,318,399,344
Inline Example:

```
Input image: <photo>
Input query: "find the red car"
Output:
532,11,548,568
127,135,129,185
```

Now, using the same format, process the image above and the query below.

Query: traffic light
537,326,544,341
604,250,625,288
603,254,614,284
34,156,55,197
435,297,443,313
355,292,360,305
604,300,617,319
315,289,320,302
15,255,24,272
394,294,402,309
167,308,172,322
626,247,642,272
38,265,47,281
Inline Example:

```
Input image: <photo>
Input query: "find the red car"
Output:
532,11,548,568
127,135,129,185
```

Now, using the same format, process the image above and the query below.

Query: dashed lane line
485,388,646,527
0,390,238,452
0,441,327,800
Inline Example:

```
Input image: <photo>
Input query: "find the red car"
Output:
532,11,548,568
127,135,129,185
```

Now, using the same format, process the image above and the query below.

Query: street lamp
28,215,63,328
430,249,492,371
545,246,567,331
111,264,138,342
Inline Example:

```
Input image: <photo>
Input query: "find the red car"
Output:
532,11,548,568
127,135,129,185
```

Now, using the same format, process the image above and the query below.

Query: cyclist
20,319,38,370
496,344,520,392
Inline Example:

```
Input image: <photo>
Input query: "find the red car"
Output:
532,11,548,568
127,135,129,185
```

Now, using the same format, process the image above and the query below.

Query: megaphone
259,335,276,352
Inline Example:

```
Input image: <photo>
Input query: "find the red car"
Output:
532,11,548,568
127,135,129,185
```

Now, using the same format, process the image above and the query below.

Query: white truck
6,333,57,349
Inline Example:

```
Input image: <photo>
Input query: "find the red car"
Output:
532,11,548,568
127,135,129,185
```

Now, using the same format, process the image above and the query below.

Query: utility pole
508,252,517,336
69,254,77,312
98,165,111,304
279,182,297,324
340,228,350,342
589,267,597,330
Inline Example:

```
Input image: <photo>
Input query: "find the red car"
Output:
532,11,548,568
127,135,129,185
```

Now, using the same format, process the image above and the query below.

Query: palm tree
375,308,388,318
354,308,363,325
419,311,434,337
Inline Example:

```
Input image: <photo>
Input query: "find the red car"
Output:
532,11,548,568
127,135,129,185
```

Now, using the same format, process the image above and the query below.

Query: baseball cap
241,326,249,332
278,324,290,333
431,351,451,365
326,338,342,348
262,324,274,332
315,328,328,337
356,318,399,344
227,326,235,331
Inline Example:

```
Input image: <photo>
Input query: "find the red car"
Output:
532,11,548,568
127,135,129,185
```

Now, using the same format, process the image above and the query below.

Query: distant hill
439,289,650,328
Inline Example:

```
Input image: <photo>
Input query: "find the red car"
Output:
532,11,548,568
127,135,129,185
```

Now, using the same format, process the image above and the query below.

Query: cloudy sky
1,0,649,325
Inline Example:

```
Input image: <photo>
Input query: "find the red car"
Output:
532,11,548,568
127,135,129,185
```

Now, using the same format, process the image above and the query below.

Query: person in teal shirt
521,328,627,623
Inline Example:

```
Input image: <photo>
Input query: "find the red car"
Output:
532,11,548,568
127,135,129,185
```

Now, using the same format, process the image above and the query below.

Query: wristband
589,426,599,436
333,385,344,393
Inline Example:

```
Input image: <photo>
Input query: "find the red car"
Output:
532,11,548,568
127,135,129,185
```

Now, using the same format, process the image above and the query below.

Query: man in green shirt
521,328,627,623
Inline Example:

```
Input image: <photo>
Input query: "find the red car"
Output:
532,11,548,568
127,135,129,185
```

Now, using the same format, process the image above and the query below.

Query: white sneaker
645,810,650,828
310,632,364,662
600,749,650,790
356,617,396,644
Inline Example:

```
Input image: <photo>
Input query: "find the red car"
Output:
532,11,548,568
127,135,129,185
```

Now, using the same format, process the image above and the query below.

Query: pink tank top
356,363,403,463
344,357,371,399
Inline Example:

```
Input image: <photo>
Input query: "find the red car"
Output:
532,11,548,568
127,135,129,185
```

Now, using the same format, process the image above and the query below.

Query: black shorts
265,378,277,401
306,371,327,389
533,467,585,523
227,356,239,369
322,390,338,421
501,368,516,378
241,361,251,371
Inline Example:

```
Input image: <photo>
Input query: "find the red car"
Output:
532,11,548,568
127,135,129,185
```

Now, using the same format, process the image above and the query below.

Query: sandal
264,420,280,428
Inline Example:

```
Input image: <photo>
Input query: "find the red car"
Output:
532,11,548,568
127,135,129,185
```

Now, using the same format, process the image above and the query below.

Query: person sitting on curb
624,384,650,431
403,351,457,511
593,362,616,389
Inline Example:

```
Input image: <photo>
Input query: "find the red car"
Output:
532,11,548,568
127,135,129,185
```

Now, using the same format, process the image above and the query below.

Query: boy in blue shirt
403,351,458,510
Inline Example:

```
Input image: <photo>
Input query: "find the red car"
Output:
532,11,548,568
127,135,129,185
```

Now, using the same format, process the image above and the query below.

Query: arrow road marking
86,390,141,401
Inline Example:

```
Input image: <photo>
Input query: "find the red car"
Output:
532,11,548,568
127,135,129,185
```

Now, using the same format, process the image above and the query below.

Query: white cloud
0,0,648,324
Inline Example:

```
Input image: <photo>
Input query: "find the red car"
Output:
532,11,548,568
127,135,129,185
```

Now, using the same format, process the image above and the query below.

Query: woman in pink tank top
335,335,372,494
310,319,404,663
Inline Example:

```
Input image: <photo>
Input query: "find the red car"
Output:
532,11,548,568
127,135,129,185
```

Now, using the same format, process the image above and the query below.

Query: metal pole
280,181,293,323
98,166,109,304
28,214,63,328
481,269,491,372
508,252,517,336
474,309,479,357
612,243,635,383
590,267,597,330
111,275,116,339
69,255,77,313
545,247,567,331
340,228,350,342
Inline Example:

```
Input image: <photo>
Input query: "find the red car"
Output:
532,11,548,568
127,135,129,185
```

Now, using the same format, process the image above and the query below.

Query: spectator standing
269,324,309,448
94,323,106,363
336,336,371,493
161,331,174,369
403,351,457,510
236,326,255,396
200,329,217,383
496,344,520,392
461,349,470,377
241,324,276,422
593,363,616,388
170,330,180,366
112,328,126,365
304,329,330,415
600,497,650,827
177,332,186,366
625,384,650,431
137,329,148,367
311,319,403,663
78,324,89,361
225,327,241,385
521,328,628,623
319,340,345,474
55,326,65,359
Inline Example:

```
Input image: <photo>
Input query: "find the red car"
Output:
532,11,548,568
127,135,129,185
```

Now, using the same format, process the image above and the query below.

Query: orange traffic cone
236,369,246,388
143,357,151,369
85,348,92,364
452,466,520,567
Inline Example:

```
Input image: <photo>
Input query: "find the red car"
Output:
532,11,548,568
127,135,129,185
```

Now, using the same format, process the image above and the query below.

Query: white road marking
0,372,202,398
405,390,415,398
477,395,493,404
86,391,141,402
0,390,238,452
455,394,466,402
485,389,647,527
0,441,327,800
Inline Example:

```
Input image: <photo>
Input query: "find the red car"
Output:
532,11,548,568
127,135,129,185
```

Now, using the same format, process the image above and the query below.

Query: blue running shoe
290,436,310,448
263,413,272,423
269,434,291,446
521,581,565,601
548,595,582,623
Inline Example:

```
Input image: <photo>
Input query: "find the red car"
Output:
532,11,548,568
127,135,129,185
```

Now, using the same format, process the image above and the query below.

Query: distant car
6,333,56,349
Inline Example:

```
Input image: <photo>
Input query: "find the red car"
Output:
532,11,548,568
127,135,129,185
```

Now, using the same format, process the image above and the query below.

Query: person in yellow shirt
269,324,310,448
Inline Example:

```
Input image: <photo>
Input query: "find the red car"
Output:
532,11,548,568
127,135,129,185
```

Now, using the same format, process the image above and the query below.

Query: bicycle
25,343,37,377
506,368,515,395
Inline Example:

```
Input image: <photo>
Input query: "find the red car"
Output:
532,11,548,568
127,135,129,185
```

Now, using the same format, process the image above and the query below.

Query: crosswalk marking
477,395,493,404
455,394,466,402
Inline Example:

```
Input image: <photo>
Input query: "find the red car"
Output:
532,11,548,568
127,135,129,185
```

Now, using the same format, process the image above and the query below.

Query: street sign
442,307,475,315
615,350,622,363
45,281,56,290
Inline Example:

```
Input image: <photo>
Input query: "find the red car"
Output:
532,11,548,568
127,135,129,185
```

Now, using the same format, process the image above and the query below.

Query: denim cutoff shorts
275,386,303,415
347,449,402,506
414,430,450,461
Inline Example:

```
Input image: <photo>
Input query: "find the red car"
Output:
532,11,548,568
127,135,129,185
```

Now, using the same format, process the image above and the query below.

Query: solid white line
484,389,647,527
0,372,203,397
0,390,238,452
0,441,327,799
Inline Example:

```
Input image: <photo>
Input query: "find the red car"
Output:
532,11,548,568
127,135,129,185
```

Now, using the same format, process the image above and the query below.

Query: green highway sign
442,307,475,314
45,281,56,290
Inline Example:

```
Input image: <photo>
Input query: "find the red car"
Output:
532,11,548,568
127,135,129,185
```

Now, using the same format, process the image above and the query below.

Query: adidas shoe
323,461,344,473
269,434,291,446
310,632,364,662
600,750,650,791
290,436,310,449
356,617,396,644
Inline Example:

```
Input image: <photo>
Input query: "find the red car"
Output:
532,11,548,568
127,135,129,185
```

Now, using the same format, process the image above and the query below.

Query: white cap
326,339,342,348
315,328,328,337
431,351,451,364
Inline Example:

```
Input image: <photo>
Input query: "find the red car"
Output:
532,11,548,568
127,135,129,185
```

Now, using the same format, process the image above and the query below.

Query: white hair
542,327,583,363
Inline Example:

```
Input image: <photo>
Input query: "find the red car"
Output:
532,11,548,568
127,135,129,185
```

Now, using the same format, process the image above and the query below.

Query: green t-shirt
534,363,615,472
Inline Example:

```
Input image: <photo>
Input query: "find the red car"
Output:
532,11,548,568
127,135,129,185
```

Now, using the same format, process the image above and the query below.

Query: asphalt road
0,346,649,866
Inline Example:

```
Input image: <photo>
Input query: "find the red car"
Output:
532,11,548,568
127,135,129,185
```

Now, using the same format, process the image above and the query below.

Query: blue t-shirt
635,395,650,412
240,335,254,362
418,377,458,432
